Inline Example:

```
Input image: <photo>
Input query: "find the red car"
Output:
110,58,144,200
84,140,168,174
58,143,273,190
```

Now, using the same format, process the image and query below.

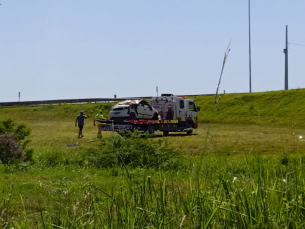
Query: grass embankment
1,89,305,228
195,88,305,126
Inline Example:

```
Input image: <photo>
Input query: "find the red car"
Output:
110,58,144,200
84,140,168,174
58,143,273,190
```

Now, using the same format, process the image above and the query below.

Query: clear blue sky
0,1,304,101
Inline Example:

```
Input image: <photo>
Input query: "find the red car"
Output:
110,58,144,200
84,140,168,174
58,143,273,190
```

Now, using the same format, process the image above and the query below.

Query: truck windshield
189,101,196,111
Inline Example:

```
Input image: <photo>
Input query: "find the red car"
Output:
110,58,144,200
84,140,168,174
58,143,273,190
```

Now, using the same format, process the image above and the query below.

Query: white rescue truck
98,94,200,136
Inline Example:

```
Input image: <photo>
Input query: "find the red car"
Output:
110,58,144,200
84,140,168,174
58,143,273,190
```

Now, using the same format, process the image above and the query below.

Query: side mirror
196,106,200,111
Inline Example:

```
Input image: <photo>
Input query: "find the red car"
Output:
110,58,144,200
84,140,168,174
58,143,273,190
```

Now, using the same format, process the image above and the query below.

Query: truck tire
152,113,158,120
186,122,193,135
163,131,169,136
186,129,193,135
148,125,155,134
128,112,137,120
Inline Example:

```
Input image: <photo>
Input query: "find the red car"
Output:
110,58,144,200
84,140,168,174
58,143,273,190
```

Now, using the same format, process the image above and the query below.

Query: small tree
0,119,32,164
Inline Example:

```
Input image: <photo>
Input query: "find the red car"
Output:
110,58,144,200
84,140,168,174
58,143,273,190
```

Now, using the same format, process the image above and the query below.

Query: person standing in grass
75,111,87,138
93,110,104,138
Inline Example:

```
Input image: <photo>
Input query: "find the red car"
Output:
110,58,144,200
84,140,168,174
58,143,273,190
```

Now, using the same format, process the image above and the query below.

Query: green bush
100,131,181,169
33,131,181,170
0,133,23,164
0,119,32,164
0,119,31,140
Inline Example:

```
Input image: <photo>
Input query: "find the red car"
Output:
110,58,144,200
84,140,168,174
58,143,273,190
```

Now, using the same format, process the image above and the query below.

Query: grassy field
1,90,305,228
194,88,305,126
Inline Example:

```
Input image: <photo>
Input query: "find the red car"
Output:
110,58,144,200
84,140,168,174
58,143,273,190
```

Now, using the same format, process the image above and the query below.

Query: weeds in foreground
1,153,305,228
35,131,181,170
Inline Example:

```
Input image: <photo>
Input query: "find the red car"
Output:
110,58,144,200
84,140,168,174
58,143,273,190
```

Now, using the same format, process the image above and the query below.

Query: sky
0,0,304,102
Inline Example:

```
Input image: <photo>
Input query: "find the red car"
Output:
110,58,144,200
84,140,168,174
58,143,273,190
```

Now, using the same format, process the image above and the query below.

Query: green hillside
193,89,305,126
1,89,305,127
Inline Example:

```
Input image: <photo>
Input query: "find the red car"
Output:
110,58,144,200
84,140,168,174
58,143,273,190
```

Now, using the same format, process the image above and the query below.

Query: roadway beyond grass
1,90,305,228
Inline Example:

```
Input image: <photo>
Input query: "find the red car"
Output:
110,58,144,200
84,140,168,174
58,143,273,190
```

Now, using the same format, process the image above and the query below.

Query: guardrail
0,94,220,107
0,97,152,107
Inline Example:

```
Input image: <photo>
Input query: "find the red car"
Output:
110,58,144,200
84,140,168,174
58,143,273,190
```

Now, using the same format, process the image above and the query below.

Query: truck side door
189,101,197,117
187,101,197,118
178,99,185,118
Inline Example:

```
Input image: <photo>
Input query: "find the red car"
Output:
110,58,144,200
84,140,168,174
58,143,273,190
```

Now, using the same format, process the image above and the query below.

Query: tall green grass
1,153,305,228
32,131,181,170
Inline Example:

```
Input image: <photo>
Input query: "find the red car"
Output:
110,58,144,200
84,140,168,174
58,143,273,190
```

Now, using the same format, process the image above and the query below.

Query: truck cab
150,94,200,134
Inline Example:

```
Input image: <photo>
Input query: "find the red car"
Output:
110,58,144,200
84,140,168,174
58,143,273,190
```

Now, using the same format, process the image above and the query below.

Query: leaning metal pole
248,0,252,93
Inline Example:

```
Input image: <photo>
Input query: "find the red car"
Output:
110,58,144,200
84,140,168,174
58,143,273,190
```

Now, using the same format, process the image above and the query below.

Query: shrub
0,119,32,164
100,131,182,169
0,133,23,164
0,119,15,134
0,119,31,140
32,132,181,169
14,124,31,140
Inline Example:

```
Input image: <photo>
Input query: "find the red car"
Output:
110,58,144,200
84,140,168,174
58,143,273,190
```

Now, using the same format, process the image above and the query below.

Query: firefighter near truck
98,94,200,136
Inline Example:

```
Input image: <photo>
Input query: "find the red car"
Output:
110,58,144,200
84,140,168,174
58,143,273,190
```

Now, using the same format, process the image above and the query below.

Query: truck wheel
186,129,193,135
163,131,169,136
152,113,158,120
129,113,137,120
186,122,193,135
148,125,155,134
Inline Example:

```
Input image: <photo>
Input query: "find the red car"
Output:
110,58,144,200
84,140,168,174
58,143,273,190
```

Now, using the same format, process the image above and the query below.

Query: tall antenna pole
248,0,252,93
284,25,288,90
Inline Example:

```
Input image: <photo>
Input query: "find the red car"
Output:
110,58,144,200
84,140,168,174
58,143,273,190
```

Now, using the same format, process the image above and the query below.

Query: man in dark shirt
75,111,88,138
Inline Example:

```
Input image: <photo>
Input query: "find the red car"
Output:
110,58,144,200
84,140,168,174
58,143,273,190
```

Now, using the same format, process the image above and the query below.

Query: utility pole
18,92,20,102
283,25,288,90
156,86,158,97
248,0,252,93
